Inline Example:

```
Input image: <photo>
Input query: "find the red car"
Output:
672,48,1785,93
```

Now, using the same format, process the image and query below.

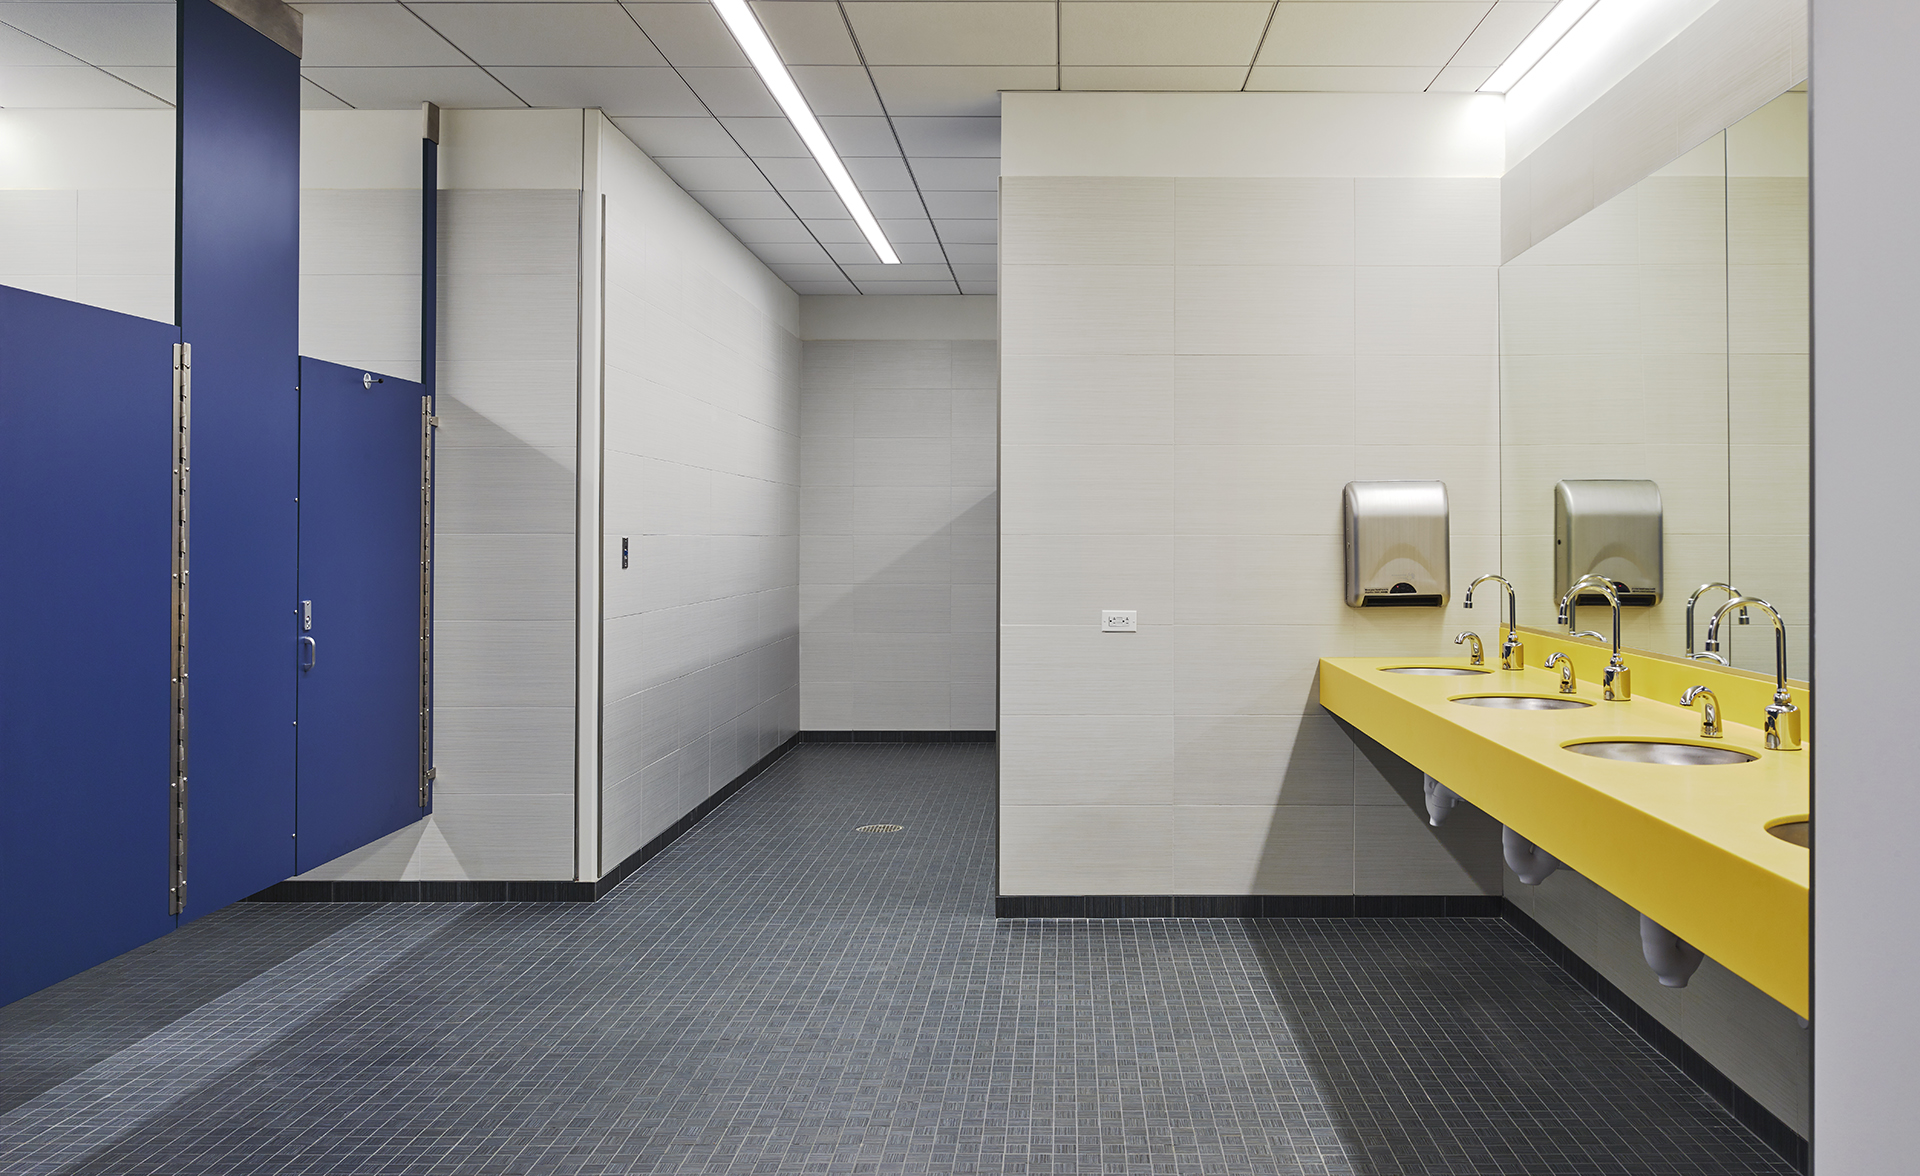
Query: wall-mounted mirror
1499,88,1808,680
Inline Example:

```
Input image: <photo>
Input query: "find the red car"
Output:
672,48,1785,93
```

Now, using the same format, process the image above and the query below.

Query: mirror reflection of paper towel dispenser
1343,481,1449,608
1554,479,1662,607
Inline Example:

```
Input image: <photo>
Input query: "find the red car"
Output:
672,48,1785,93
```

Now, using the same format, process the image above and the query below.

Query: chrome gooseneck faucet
1686,582,1749,663
1559,577,1631,700
1464,574,1523,670
1558,573,1613,641
1706,597,1803,750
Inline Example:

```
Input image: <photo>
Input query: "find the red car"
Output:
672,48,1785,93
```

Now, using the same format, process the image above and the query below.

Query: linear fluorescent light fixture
1479,0,1603,94
710,0,900,264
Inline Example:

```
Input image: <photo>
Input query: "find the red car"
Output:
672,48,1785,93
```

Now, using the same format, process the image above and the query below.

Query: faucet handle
1545,652,1576,695
1681,685,1722,738
1455,631,1484,666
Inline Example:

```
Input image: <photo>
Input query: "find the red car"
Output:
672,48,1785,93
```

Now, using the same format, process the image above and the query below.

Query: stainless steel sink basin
1768,820,1809,848
1564,740,1758,765
1452,695,1593,710
1380,666,1491,676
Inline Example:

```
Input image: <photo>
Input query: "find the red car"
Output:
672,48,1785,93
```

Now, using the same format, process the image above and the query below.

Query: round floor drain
855,824,904,833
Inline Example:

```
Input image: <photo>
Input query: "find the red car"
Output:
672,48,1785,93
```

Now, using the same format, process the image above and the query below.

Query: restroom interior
1,0,1902,1170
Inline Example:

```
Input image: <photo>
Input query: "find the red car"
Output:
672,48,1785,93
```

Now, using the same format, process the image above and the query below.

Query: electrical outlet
1101,610,1138,632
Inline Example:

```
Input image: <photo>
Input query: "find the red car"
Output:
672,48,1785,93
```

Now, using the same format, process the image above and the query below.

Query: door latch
301,599,312,631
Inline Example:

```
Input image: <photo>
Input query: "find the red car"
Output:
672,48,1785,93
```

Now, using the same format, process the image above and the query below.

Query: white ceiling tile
1245,65,1439,90
297,4,468,67
824,240,885,265
907,156,998,190
791,65,884,115
760,156,832,189
844,3,1056,66
957,279,996,295
0,64,168,107
302,75,353,109
413,4,666,67
949,262,996,281
786,279,860,294
678,66,780,115
767,261,849,282
1060,64,1245,89
655,155,774,189
867,65,1053,115
875,217,940,243
300,66,526,108
1061,2,1270,67
943,242,996,263
785,191,851,217
720,217,819,244
921,190,996,219
841,262,956,281
1,22,83,67
752,0,860,65
489,66,705,115
719,116,809,156
819,116,900,157
1448,0,1552,68
892,116,998,157
749,241,835,264
804,217,868,243
1426,64,1492,91
934,218,996,244
0,3,172,66
890,242,951,263
845,156,918,190
613,115,743,156
1256,3,1490,67
695,190,797,218
623,2,750,66
854,279,962,294
863,189,930,218
100,66,173,101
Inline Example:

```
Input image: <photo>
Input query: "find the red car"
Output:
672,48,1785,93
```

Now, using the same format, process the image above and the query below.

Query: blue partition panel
0,287,179,1007
176,0,301,918
296,359,428,870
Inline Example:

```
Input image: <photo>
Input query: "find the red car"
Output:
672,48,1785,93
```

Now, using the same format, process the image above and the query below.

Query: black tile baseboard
994,894,1505,919
250,734,803,905
1503,903,1809,1173
800,730,996,743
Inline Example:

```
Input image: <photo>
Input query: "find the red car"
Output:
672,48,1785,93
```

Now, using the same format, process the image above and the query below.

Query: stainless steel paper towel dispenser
1555,479,1662,606
1344,481,1449,608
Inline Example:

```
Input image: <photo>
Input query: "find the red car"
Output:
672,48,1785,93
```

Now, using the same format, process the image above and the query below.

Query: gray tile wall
1506,865,1810,1136
998,174,1505,897
799,339,998,731
597,122,802,867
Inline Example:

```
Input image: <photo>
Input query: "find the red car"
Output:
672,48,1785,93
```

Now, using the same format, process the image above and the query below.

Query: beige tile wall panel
595,114,800,869
1354,804,1502,894
1001,152,1504,897
999,806,1174,895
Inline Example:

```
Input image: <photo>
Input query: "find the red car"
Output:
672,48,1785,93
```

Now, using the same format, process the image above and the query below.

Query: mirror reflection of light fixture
709,0,900,264
1479,0,1603,94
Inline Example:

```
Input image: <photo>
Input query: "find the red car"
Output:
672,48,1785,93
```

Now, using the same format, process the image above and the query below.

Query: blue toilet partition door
0,287,179,1007
296,359,428,872
175,0,301,919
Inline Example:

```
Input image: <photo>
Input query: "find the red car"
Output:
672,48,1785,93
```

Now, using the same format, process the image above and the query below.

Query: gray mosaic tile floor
0,744,1792,1175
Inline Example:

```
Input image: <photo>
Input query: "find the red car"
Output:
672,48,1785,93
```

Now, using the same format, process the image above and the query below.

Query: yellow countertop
1319,647,1809,1017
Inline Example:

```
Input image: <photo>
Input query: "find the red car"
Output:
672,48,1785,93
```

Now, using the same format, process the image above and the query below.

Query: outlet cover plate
1101,610,1138,632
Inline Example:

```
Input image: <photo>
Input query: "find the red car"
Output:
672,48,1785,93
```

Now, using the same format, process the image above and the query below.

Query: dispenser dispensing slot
1554,479,1663,607
1343,481,1450,608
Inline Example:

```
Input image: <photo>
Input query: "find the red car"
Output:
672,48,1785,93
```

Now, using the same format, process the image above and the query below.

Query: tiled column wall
998,169,1505,897
799,334,998,732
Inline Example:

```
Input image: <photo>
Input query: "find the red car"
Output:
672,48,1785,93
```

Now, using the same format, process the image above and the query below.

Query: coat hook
363,372,384,389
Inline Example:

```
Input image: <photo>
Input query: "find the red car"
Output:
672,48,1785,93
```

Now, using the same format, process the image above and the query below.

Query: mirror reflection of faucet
1686,582,1749,663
